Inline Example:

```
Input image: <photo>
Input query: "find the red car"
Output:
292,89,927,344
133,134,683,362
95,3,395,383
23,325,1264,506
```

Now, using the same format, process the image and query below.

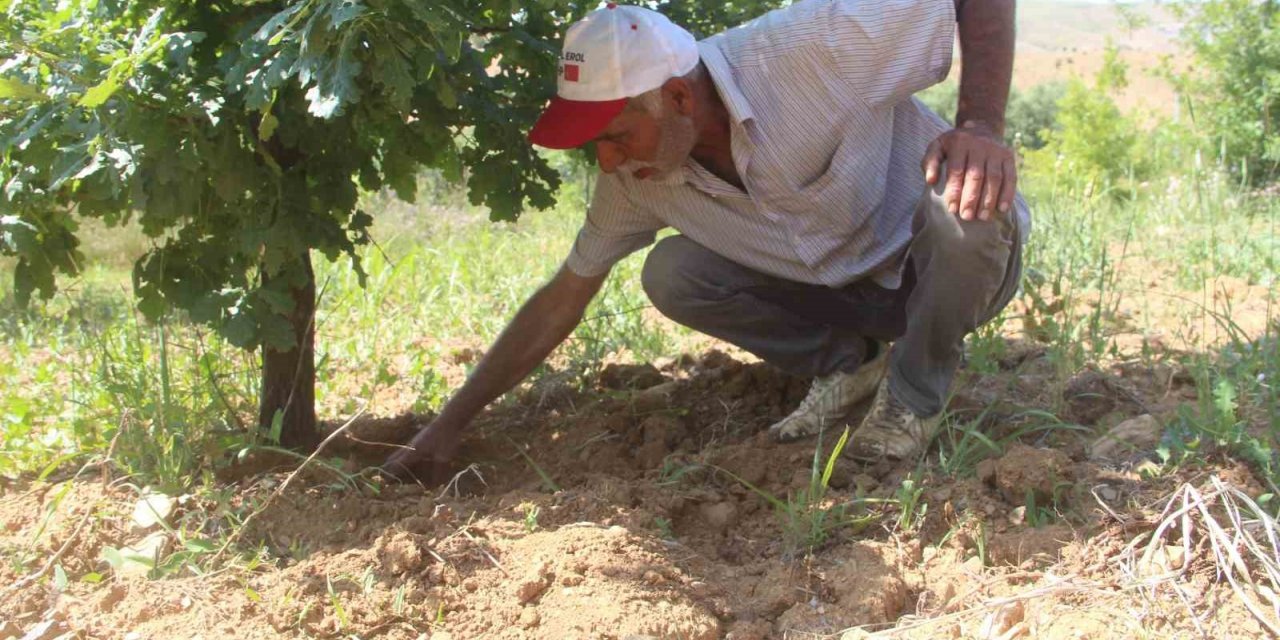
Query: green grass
0,175,689,487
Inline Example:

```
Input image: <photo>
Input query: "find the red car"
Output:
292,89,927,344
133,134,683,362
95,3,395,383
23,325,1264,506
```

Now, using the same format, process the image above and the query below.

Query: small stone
1008,506,1027,526
1095,484,1120,503
1138,543,1188,577
518,608,540,629
117,532,170,579
978,601,1025,639
1088,414,1162,460
632,381,680,413
851,473,880,494
131,491,175,530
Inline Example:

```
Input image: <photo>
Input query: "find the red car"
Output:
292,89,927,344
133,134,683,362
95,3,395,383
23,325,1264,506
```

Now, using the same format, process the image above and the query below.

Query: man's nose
596,142,624,174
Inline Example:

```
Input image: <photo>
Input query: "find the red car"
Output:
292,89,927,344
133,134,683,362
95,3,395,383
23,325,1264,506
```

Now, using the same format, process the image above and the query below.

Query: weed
509,438,561,493
520,502,541,533
654,516,675,540
1022,488,1058,528
716,427,879,556
894,470,928,532
936,408,1089,478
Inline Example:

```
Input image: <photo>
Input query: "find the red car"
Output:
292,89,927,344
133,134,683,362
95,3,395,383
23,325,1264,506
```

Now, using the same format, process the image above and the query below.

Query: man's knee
642,235,708,316
914,187,1015,266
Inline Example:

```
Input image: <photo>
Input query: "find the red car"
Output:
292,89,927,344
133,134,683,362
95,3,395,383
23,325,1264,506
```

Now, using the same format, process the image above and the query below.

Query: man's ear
662,77,695,117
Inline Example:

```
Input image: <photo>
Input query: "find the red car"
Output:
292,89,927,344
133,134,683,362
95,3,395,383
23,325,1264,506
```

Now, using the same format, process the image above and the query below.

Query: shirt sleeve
563,172,665,278
818,0,956,108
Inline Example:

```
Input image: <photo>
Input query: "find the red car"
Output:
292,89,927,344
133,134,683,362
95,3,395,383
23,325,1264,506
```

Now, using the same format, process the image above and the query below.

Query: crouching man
384,0,1029,484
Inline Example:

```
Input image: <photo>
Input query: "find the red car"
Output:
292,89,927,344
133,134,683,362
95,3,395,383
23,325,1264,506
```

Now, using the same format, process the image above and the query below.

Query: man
385,0,1028,485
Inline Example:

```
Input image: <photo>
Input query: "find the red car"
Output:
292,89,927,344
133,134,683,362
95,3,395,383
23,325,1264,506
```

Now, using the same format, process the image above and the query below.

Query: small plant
520,502,541,533
975,519,990,567
1022,488,1058,528
716,427,879,556
509,439,561,493
894,470,928,531
654,516,675,540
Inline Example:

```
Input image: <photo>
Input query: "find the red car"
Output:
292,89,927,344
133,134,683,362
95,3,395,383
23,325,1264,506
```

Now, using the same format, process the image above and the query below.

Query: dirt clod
375,531,424,574
698,501,739,533
601,363,665,390
993,444,1072,505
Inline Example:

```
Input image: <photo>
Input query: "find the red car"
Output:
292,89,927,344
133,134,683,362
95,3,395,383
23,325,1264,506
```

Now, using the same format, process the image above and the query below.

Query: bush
1023,48,1146,197
1174,0,1280,185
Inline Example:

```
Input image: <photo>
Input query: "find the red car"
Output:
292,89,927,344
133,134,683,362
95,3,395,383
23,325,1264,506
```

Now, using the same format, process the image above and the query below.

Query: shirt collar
697,39,755,126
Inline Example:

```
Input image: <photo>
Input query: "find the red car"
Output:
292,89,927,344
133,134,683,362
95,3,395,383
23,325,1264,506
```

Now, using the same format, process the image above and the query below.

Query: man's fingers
959,161,985,221
999,158,1017,214
980,160,1003,221
943,154,967,215
922,137,944,185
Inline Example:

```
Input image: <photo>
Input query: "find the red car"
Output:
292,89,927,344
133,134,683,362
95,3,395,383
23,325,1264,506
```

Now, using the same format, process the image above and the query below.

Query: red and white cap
528,4,699,149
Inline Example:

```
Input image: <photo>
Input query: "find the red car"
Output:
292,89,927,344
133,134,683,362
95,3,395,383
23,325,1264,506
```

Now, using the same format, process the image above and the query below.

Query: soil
1,345,1274,639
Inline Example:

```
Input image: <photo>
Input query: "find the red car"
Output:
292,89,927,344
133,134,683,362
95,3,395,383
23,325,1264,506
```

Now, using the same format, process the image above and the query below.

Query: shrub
1173,0,1280,185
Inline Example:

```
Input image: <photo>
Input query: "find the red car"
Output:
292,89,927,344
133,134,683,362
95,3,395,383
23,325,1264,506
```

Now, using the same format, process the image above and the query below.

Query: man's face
592,96,697,181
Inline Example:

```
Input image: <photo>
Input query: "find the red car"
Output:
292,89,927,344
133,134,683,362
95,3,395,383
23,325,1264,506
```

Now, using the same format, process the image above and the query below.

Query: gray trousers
640,183,1023,417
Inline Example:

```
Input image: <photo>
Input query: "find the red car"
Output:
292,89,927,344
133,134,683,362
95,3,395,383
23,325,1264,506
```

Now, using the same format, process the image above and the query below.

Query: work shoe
845,381,944,461
768,342,889,443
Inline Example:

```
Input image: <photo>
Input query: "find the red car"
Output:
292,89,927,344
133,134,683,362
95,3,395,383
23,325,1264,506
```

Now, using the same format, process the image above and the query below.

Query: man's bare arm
382,266,608,483
923,0,1018,221
954,0,1015,136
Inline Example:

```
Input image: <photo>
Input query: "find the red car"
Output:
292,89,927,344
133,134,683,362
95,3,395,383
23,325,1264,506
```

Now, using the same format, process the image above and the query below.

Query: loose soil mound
1,348,1272,638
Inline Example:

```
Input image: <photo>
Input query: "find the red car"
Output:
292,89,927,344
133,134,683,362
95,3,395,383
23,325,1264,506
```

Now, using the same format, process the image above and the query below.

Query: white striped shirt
564,0,1031,289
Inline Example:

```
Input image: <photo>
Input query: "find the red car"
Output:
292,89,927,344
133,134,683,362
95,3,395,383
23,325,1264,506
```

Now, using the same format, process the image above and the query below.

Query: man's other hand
922,121,1016,222
380,416,464,487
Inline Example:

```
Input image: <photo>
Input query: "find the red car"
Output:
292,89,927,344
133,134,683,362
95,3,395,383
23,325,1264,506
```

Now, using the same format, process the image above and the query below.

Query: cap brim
529,96,628,149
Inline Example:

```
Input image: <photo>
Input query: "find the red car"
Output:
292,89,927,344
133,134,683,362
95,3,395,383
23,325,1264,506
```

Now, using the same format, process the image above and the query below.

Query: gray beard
618,111,697,180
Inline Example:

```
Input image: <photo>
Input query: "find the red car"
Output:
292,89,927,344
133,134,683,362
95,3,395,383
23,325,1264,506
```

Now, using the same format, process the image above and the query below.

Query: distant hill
1016,0,1181,54
961,0,1185,114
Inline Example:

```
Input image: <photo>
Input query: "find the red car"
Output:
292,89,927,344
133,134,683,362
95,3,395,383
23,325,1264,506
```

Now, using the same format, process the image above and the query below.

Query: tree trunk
258,251,319,451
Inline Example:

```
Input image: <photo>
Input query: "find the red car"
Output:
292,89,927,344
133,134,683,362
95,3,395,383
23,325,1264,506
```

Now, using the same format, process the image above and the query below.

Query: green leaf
79,77,122,108
268,410,284,445
184,538,217,553
101,547,125,571
325,0,365,29
258,111,280,142
0,77,46,101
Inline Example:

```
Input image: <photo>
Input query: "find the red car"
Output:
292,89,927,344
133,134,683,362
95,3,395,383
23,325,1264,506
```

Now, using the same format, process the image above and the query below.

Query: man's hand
380,415,465,486
922,121,1016,222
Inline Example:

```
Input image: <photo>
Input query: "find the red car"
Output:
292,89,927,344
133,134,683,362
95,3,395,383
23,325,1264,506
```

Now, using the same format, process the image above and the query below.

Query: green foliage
1004,82,1066,151
0,0,789,357
914,80,1063,150
1023,47,1146,197
1173,0,1280,184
